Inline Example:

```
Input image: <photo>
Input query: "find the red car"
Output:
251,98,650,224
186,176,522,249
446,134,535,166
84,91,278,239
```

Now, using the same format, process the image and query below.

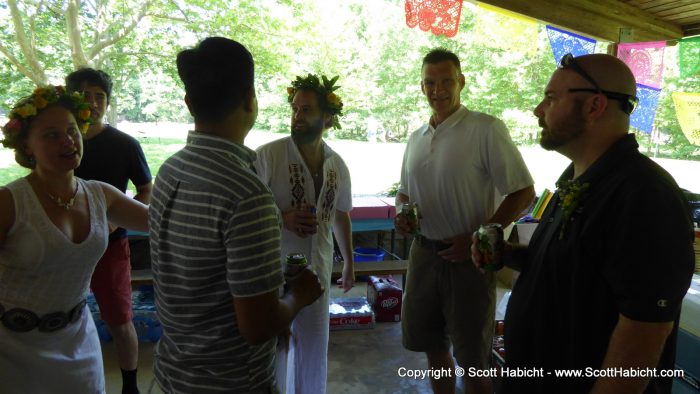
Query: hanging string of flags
543,24,698,141
402,2,698,144
617,41,666,133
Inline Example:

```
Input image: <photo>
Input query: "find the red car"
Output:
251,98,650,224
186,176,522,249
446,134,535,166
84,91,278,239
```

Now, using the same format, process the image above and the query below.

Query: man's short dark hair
422,48,461,72
65,68,113,104
176,37,254,123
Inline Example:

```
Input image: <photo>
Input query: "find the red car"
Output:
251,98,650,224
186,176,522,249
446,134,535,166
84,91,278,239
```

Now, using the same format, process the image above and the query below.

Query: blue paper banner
546,25,596,66
630,84,661,133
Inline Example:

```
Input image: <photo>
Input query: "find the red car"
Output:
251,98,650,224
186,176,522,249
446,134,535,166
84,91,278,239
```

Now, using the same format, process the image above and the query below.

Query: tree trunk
6,0,48,84
66,0,90,68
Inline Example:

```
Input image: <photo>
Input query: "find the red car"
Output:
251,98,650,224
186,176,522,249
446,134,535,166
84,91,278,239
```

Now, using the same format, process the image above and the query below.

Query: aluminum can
477,223,504,271
399,202,420,235
284,252,308,277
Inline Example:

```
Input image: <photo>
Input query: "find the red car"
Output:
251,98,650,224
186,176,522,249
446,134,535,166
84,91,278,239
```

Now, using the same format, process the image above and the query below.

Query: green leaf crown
286,74,344,129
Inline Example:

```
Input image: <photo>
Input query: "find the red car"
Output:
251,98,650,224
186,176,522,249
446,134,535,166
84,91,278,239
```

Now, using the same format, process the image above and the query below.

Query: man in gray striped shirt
149,37,323,394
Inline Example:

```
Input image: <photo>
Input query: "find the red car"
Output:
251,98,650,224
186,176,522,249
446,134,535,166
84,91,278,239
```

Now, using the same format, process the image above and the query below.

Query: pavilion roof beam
475,0,684,42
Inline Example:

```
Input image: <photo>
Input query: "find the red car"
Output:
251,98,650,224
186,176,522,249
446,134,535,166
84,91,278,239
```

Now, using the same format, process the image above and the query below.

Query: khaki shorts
401,239,496,369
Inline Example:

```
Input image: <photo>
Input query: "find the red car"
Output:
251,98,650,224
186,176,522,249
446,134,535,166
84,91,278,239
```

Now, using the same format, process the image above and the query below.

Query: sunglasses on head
559,53,639,115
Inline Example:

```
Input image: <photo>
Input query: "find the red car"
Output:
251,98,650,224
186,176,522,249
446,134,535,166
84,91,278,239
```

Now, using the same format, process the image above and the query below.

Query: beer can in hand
399,202,420,235
285,253,308,278
477,223,504,271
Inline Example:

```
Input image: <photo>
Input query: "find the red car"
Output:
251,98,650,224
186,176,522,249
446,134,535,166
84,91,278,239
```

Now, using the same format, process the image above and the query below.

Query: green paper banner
679,36,700,79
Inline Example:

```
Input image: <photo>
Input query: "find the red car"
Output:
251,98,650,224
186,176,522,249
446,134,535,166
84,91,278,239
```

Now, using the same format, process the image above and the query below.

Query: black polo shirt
502,134,695,394
75,125,152,238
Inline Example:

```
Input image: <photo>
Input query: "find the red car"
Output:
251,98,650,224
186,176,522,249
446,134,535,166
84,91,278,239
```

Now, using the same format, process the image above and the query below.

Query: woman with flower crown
0,85,149,393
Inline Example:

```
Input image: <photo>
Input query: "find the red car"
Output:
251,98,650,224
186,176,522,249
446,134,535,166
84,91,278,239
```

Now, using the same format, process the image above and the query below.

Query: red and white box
367,275,403,322
329,297,375,331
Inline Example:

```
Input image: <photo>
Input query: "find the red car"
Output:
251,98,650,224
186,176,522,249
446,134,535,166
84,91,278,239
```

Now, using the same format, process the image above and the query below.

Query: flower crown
286,74,344,129
1,86,92,148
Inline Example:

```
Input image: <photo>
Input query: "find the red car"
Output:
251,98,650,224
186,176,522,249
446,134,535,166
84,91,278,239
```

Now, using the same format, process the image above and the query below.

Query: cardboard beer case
367,275,403,322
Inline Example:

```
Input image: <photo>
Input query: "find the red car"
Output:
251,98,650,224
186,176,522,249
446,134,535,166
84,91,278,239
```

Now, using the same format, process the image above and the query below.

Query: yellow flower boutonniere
555,179,590,240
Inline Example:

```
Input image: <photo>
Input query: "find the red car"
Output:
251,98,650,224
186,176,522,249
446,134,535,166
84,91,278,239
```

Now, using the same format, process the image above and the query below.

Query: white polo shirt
398,105,533,240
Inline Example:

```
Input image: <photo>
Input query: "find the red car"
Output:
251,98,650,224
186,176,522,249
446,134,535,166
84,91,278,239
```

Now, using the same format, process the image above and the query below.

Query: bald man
472,54,695,393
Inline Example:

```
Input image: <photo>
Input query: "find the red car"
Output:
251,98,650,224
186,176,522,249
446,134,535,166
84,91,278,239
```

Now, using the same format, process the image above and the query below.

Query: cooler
675,274,700,393
88,285,163,343
329,297,375,331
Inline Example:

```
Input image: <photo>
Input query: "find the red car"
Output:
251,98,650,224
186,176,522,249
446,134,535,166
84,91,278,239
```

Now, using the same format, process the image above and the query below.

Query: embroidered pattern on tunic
321,170,337,222
289,163,308,208
288,163,337,223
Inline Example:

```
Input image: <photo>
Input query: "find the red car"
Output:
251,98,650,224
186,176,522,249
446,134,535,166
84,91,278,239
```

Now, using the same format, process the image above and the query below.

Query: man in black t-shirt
472,54,694,393
67,68,152,394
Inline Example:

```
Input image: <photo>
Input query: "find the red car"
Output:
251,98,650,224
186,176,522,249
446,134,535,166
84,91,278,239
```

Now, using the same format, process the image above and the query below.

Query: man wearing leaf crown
255,73,355,394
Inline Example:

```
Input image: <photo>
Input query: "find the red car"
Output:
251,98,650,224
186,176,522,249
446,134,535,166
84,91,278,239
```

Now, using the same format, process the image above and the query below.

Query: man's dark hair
177,37,254,123
422,48,461,72
65,68,113,104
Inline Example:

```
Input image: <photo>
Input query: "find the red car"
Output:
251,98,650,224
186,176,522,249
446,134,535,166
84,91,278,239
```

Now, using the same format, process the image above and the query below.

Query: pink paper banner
617,41,666,89
405,0,463,38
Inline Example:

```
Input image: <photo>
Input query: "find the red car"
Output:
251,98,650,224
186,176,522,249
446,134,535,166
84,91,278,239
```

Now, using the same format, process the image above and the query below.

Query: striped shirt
149,131,284,393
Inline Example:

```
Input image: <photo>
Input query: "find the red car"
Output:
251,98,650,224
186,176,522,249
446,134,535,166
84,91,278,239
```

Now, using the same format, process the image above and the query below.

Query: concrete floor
103,281,509,394
102,282,432,394
103,323,433,394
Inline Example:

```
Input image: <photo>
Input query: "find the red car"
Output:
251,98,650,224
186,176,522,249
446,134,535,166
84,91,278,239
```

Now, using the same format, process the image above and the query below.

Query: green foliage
0,162,29,182
383,182,400,197
0,0,698,161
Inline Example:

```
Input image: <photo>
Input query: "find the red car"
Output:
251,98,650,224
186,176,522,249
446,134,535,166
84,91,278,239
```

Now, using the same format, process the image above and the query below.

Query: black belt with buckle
0,299,86,333
415,234,450,253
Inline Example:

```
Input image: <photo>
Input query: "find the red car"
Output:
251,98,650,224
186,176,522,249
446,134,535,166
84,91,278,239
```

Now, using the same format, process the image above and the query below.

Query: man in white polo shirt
395,48,535,394
255,73,354,394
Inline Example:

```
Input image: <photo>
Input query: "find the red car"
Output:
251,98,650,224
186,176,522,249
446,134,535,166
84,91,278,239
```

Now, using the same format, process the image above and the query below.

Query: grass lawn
0,138,186,195
2,125,699,196
138,138,185,185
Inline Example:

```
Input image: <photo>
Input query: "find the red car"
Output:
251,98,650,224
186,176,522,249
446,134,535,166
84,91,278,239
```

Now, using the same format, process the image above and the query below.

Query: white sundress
0,177,109,394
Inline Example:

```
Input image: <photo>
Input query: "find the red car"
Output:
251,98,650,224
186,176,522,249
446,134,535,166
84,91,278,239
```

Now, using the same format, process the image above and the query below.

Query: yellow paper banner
477,3,538,24
672,92,700,146
475,3,539,55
